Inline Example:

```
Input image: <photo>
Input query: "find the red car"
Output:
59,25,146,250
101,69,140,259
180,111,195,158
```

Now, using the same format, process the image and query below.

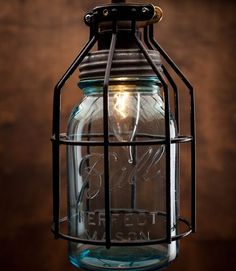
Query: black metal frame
51,4,196,249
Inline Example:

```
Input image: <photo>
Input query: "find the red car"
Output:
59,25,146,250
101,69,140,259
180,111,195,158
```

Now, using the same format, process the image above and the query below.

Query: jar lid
79,49,162,81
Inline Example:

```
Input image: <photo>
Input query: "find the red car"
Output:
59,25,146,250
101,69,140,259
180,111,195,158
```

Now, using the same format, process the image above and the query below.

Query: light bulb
109,89,141,163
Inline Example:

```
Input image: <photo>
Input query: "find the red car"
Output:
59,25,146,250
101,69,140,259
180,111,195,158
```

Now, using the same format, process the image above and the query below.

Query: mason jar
66,49,179,271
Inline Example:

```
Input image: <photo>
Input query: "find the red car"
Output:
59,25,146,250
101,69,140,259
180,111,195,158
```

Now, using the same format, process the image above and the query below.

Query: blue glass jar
66,50,179,271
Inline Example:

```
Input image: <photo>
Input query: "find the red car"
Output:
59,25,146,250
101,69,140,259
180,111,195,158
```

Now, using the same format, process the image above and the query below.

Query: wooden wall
0,0,235,270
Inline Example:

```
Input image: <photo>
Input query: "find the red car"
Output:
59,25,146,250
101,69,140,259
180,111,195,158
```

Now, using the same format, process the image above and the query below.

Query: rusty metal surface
0,0,235,270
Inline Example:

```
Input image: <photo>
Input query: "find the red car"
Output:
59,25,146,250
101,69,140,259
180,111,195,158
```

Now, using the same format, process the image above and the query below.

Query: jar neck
78,76,161,96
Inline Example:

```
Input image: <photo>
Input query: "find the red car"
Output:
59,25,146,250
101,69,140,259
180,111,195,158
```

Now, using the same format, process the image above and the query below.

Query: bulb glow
114,92,130,119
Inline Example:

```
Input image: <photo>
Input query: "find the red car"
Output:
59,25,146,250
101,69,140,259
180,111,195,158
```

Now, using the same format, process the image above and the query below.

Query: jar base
69,245,171,271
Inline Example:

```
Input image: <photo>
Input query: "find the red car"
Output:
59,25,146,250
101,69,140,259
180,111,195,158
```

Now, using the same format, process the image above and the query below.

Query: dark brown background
0,0,236,270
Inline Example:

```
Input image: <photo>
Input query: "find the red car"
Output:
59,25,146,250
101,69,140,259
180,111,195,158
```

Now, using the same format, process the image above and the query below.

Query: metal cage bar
102,19,118,248
148,24,196,232
144,24,182,240
51,134,192,146
51,214,192,246
144,25,180,132
133,22,172,244
52,35,98,237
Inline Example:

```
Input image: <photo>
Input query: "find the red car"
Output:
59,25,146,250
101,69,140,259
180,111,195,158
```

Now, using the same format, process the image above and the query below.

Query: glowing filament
114,92,130,119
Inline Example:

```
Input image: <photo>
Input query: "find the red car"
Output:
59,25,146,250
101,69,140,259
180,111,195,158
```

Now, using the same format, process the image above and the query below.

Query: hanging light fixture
51,0,196,270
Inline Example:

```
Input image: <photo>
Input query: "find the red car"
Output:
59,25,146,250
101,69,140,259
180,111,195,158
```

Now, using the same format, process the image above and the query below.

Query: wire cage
51,1,196,249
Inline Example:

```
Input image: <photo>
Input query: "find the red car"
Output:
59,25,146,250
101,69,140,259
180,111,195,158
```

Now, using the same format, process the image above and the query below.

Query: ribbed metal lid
79,49,162,80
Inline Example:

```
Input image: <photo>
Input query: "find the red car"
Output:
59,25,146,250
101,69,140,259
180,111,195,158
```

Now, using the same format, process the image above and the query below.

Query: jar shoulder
69,94,165,122
67,94,176,137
